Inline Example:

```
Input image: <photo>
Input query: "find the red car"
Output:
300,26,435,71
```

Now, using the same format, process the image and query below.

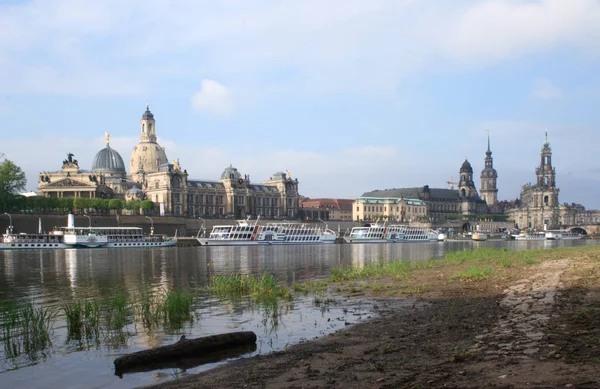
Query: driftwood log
114,331,257,372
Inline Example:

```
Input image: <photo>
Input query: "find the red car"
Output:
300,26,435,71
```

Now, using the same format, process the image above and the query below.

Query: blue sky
1,0,600,208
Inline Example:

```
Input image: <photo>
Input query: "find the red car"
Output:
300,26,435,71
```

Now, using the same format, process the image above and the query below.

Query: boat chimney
67,214,75,228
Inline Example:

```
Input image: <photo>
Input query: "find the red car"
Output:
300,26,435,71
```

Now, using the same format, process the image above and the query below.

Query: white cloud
191,79,234,115
1,1,599,98
531,79,562,100
442,0,600,66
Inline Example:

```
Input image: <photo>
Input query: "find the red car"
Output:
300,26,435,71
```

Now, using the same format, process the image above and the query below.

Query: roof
357,197,426,206
361,187,459,201
92,144,126,175
187,180,225,189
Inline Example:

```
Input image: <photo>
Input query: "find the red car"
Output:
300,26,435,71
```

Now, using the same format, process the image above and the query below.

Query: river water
0,239,596,388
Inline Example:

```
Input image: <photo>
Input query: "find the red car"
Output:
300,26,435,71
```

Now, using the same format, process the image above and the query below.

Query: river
0,239,596,388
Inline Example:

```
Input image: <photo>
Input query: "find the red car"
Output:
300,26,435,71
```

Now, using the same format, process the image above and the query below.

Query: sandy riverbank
145,246,600,389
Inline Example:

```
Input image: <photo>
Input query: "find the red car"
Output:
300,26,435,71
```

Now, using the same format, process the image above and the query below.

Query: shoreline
144,246,600,389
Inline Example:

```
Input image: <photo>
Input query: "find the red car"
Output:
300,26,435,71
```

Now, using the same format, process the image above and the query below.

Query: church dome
460,159,473,173
92,144,126,175
130,142,168,174
221,165,242,180
142,106,154,120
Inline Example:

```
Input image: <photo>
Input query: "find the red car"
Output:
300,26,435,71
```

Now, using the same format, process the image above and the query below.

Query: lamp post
83,214,91,228
145,216,154,235
196,217,206,238
3,213,13,234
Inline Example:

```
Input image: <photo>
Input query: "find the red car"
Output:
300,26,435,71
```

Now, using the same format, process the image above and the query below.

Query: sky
1,0,600,208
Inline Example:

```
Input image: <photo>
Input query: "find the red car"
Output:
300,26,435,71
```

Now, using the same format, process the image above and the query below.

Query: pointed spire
487,129,491,152
544,128,549,146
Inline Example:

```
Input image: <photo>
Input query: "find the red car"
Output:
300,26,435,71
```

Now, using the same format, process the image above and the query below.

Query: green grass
209,273,291,300
451,266,495,280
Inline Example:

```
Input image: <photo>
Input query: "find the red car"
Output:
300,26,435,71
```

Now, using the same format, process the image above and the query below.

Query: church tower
140,104,157,143
535,130,559,208
458,159,476,198
480,133,498,206
129,104,169,183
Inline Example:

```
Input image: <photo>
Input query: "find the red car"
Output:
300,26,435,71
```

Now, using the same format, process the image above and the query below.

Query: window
217,195,223,205
155,181,159,189
173,193,180,202
207,195,213,204
238,195,245,205
198,195,203,204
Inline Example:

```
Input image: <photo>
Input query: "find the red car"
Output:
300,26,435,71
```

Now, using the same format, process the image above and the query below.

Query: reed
134,287,197,332
103,291,133,331
161,289,195,331
209,273,291,300
1,301,54,358
62,299,101,341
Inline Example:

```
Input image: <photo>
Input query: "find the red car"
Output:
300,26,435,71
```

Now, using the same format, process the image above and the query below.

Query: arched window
148,123,153,133
544,195,549,205
461,189,466,197
142,123,145,133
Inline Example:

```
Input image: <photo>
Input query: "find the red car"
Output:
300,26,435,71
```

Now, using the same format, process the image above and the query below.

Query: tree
73,198,91,214
141,200,154,213
0,156,27,211
91,198,109,214
108,199,124,214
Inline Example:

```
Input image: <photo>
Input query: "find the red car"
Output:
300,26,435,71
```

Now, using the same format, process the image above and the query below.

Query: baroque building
37,134,135,199
37,105,301,218
133,106,301,217
505,131,600,230
353,138,498,222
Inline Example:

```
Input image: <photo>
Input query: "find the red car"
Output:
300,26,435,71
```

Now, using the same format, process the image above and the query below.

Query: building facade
352,196,427,222
37,134,136,199
38,106,301,218
130,107,301,217
299,198,354,220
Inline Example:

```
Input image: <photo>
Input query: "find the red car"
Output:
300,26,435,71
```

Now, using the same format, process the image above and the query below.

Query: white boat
197,218,337,246
514,231,546,241
545,230,582,240
0,230,69,250
343,223,439,243
1,214,176,250
59,226,177,248
471,232,489,241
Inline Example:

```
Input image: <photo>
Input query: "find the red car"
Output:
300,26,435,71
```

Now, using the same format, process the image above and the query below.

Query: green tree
141,200,154,212
73,198,91,214
108,199,124,214
60,198,74,213
91,198,109,214
0,156,27,211
125,200,141,214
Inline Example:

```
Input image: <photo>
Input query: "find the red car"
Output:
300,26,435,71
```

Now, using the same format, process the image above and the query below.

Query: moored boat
0,214,176,250
197,218,337,246
544,230,582,240
513,231,546,241
471,232,489,241
343,222,439,244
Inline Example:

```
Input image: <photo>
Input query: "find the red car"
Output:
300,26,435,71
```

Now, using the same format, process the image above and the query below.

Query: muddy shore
145,246,600,389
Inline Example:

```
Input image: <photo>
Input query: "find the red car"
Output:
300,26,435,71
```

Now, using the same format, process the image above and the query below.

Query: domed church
129,104,169,184
37,105,301,218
